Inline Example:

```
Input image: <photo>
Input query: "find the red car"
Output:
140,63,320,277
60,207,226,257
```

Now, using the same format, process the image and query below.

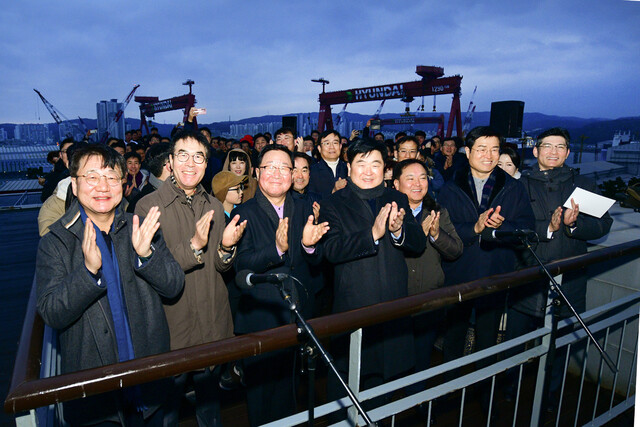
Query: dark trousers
442,299,502,416
443,300,502,365
92,407,164,426
164,368,221,427
505,307,586,397
244,349,296,427
405,310,440,395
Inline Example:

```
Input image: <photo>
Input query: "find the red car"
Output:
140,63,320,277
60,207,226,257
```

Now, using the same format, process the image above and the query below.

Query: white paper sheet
563,187,615,218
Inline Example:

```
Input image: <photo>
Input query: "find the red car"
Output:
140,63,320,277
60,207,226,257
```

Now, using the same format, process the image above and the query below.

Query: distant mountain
2,113,638,145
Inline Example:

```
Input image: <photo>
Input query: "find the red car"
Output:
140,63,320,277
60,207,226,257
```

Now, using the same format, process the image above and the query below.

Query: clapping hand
191,210,214,251
222,214,247,248
421,210,441,240
549,206,563,233
302,215,329,247
388,201,405,237
132,206,161,258
485,205,504,229
275,217,289,253
564,198,579,227
82,219,102,275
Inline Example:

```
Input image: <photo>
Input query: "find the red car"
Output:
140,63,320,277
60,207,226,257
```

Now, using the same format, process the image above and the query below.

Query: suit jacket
36,200,184,425
406,205,463,295
308,158,348,199
231,188,322,333
319,184,426,379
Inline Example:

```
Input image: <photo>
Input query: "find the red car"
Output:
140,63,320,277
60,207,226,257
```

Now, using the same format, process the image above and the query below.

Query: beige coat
135,180,235,350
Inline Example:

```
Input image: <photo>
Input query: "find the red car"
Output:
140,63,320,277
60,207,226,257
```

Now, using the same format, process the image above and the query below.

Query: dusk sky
1,0,639,126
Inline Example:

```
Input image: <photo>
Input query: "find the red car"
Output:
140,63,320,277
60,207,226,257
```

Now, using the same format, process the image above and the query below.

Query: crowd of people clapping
35,109,613,426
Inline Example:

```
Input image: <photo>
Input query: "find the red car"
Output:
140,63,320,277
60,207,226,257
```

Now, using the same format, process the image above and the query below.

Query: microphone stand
518,234,617,422
274,276,376,426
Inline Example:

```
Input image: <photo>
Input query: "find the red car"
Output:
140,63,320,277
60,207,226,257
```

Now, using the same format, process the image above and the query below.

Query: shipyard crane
373,99,387,118
33,89,88,138
99,84,140,144
316,66,463,138
461,86,477,135
312,78,330,93
135,80,197,134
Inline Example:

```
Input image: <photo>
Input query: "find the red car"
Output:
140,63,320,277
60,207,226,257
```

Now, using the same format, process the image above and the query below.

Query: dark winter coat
231,188,322,333
513,164,613,316
40,159,69,202
308,158,348,199
36,201,184,425
438,166,535,288
433,152,468,182
319,185,426,379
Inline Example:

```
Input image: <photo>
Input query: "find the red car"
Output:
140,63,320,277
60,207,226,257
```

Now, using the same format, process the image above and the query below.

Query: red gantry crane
135,80,198,135
315,66,463,138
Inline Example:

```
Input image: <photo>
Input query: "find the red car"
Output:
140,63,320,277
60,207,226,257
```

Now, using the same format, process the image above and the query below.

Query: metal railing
5,239,640,426
0,190,42,210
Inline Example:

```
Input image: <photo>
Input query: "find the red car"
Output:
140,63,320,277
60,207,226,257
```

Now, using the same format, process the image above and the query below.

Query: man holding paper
511,127,613,318
507,127,613,407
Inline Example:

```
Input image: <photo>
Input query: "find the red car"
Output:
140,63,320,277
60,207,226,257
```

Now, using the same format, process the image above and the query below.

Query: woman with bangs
222,148,257,201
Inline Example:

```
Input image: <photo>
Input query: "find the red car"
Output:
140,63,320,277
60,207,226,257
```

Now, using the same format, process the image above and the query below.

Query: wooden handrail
5,239,640,414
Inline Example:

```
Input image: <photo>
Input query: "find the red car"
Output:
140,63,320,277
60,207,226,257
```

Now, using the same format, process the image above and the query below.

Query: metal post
348,329,363,425
531,274,562,427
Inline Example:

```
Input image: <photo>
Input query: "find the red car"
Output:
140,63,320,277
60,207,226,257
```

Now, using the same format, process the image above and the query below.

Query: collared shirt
411,202,423,219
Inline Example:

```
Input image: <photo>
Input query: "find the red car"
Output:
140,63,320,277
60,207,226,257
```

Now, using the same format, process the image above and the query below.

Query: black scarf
346,177,385,216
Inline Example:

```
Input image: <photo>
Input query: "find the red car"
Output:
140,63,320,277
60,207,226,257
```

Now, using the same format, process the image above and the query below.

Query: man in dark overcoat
319,138,426,402
231,144,329,426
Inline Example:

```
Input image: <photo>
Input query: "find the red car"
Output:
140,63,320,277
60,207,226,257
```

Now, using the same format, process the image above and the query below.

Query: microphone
235,270,289,290
493,229,537,240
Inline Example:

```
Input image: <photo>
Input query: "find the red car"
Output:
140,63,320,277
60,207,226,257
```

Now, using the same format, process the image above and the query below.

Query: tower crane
461,86,477,135
100,84,140,144
33,89,88,138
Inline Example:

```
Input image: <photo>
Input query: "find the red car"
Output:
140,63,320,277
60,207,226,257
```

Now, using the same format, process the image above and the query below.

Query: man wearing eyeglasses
437,127,534,412
308,129,349,199
36,144,185,425
507,127,613,409
231,144,329,426
135,130,248,427
514,127,612,320
273,126,297,152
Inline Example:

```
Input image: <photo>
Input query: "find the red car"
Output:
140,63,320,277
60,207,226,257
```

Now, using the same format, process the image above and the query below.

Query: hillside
2,113,638,145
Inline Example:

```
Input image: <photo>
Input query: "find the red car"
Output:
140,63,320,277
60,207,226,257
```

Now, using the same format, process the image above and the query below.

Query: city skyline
1,1,639,125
